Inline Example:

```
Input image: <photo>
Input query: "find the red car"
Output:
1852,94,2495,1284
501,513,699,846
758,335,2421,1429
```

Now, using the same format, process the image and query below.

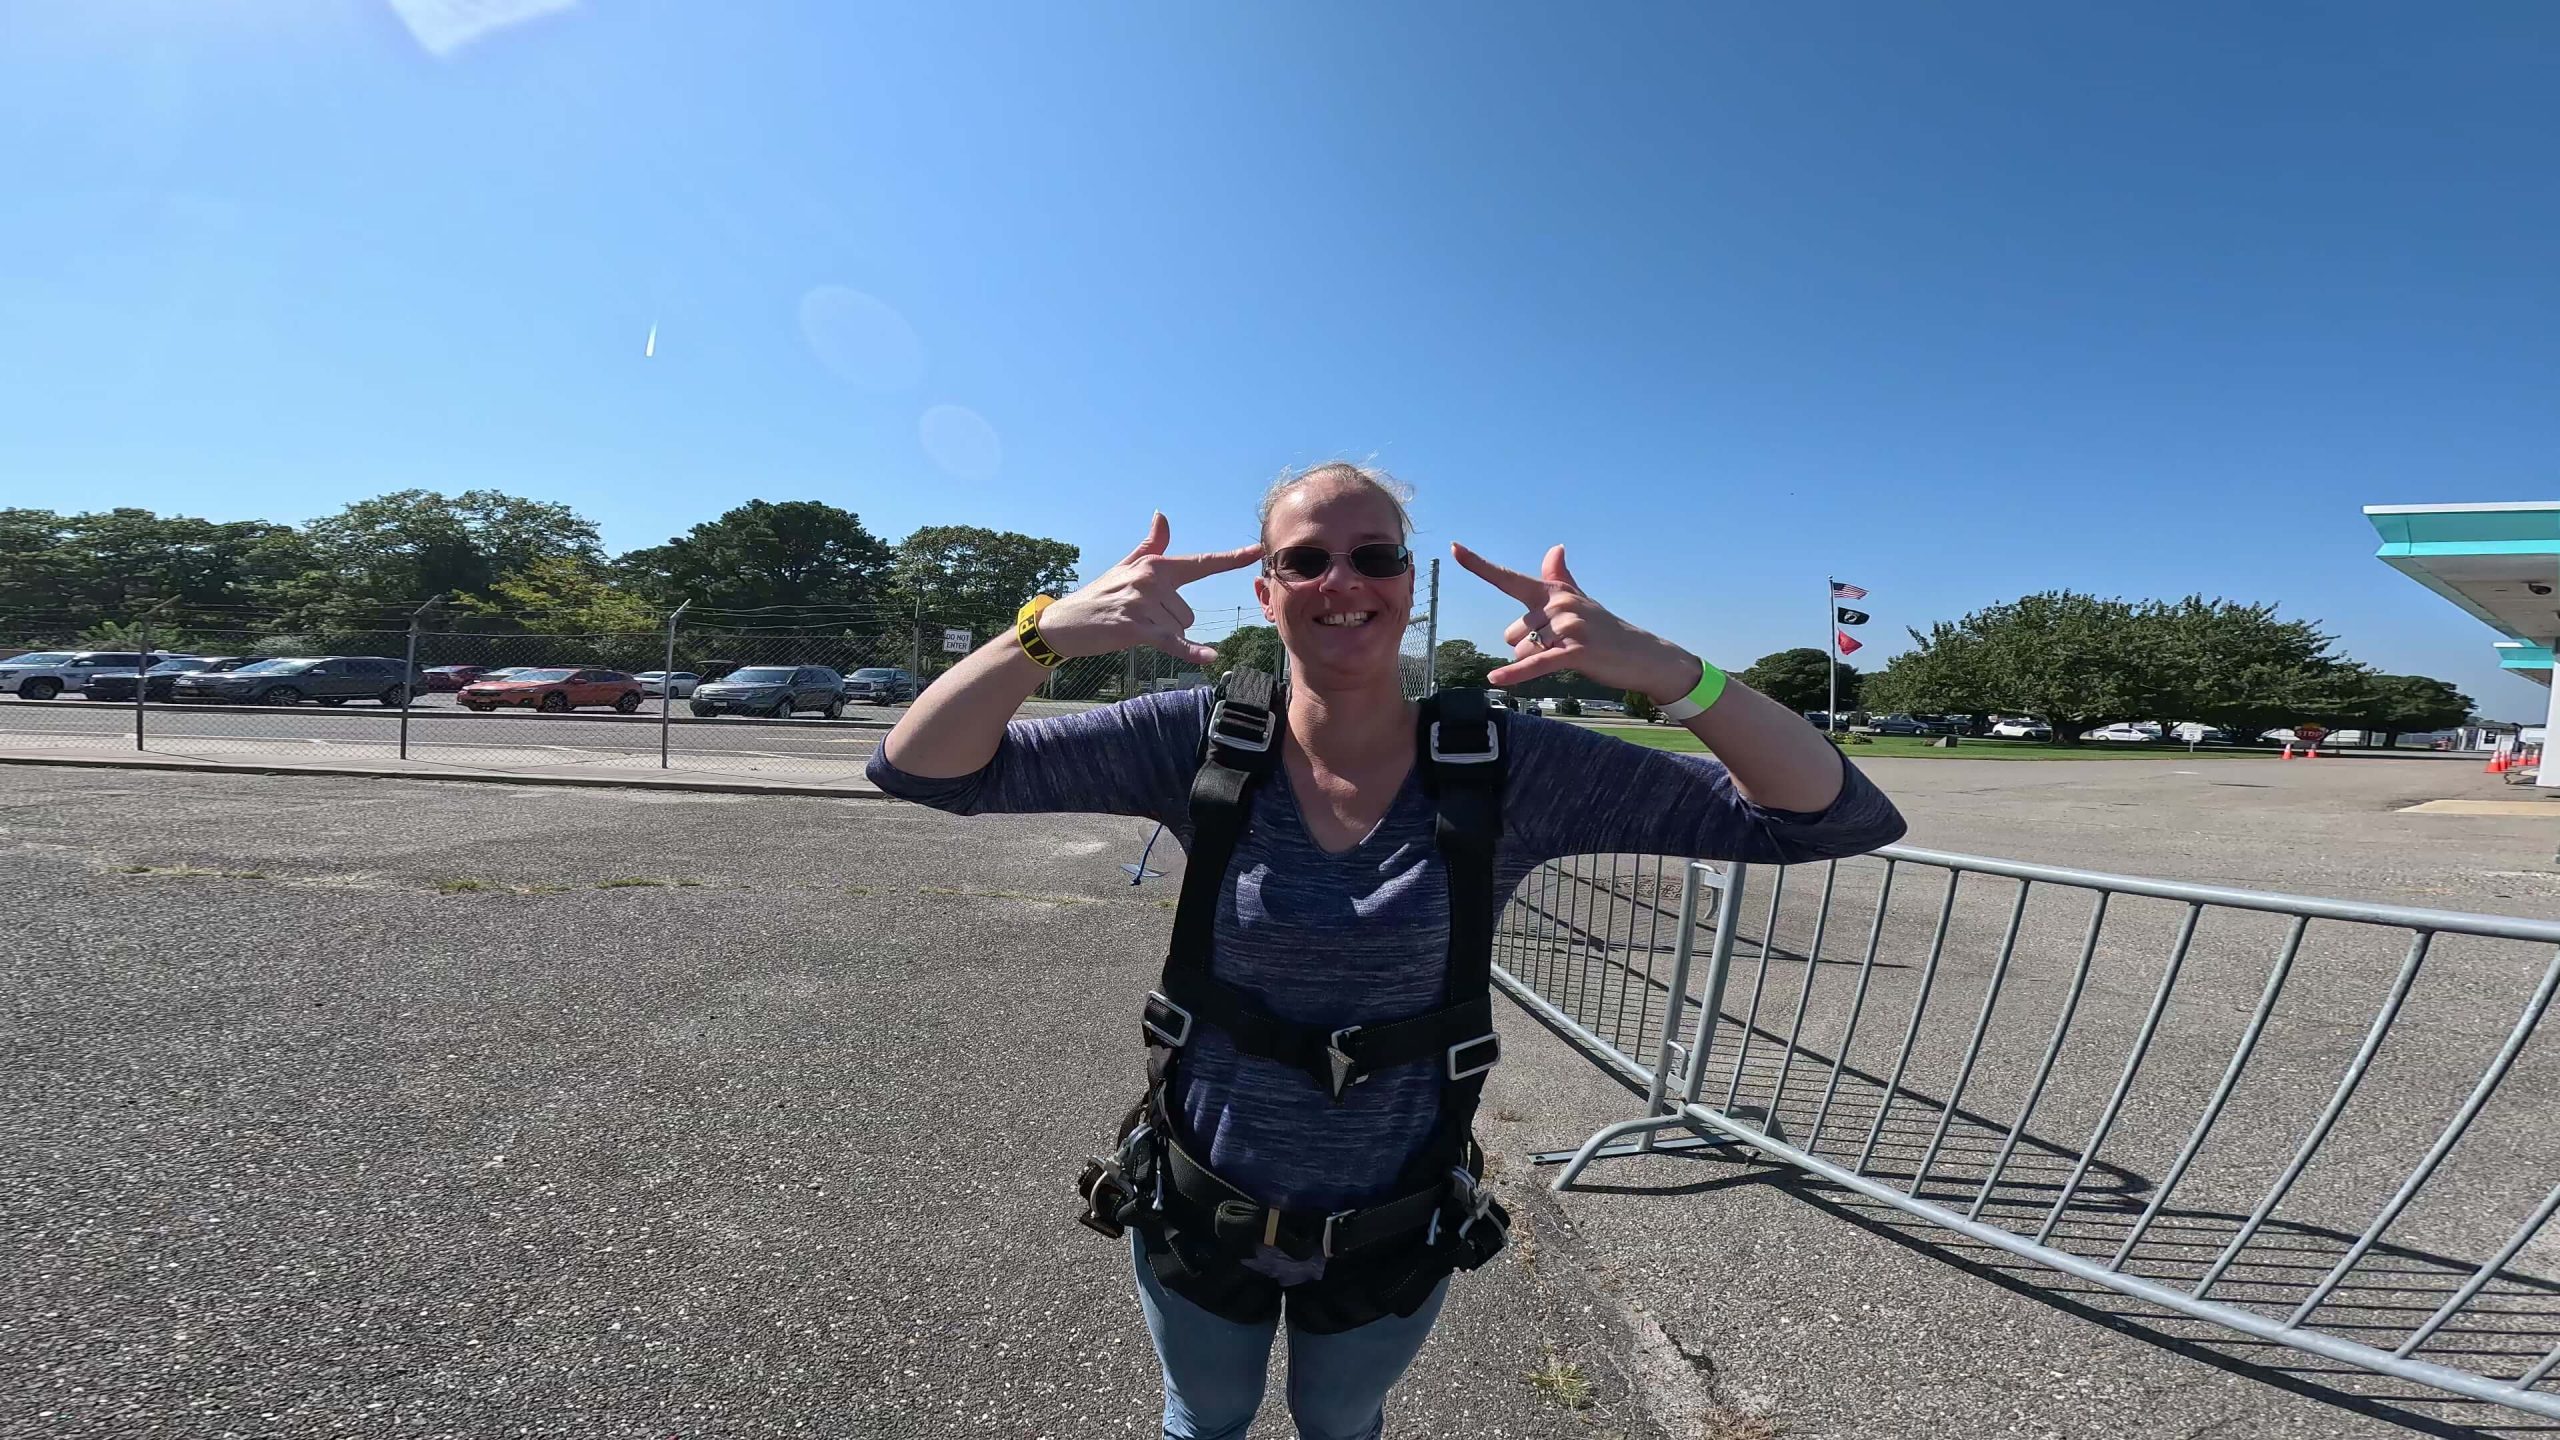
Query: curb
0,751,893,800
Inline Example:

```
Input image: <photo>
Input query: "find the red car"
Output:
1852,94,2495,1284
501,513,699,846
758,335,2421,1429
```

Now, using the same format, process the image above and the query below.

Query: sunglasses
1264,543,1413,584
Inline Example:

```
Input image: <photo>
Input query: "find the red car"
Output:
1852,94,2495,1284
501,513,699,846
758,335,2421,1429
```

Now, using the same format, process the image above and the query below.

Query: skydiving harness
1076,668,1514,1331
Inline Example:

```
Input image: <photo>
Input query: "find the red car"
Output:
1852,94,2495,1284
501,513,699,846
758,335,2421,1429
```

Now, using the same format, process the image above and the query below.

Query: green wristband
1655,659,1727,721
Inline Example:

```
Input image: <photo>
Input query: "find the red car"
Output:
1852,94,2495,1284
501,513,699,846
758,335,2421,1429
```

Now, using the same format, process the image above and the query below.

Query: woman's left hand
1450,542,1700,700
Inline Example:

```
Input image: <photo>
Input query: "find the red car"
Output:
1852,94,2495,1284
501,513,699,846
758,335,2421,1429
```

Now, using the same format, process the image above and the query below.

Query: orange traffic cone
2281,742,2294,760
2489,749,2511,774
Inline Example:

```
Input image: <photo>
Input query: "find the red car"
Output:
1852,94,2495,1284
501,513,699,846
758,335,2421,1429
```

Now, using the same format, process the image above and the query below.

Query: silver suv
0,651,176,701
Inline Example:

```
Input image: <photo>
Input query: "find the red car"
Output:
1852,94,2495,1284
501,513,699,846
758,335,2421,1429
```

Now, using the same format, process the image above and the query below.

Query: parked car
457,668,645,713
1857,713,1931,736
172,656,413,706
0,650,177,701
841,667,918,704
2083,723,2159,744
1988,716,2052,740
2172,722,2236,745
634,670,701,699
1802,711,1834,730
690,665,846,719
421,665,491,692
82,656,266,702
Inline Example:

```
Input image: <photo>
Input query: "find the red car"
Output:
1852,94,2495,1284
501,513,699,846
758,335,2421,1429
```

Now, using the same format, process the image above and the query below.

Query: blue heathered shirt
867,691,1905,1274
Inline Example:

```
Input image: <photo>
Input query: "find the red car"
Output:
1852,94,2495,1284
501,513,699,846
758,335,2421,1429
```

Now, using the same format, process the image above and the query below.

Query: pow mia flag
1835,607,1871,626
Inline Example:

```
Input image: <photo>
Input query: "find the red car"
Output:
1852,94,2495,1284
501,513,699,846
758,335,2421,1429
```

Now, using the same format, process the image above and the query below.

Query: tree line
1763,593,2473,746
0,492,1083,657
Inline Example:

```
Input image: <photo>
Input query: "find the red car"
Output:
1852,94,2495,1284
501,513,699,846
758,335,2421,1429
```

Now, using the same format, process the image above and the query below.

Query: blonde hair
1257,462,1414,550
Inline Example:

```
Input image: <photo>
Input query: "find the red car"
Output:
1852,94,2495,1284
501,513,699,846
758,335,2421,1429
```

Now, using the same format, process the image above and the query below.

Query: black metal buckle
1446,1033,1501,1081
1078,1160,1136,1239
1450,1172,1505,1251
1142,991,1193,1048
1427,720,1499,764
1208,699,1276,754
1325,1026,1372,1102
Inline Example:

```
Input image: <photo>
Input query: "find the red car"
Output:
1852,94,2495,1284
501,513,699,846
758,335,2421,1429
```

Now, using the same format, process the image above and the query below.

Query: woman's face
1254,480,1414,687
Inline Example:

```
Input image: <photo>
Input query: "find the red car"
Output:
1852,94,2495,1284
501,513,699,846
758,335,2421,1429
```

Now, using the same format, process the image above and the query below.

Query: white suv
0,651,174,701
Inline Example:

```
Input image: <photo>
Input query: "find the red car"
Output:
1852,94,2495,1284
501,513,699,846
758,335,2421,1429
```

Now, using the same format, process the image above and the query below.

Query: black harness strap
1091,670,1515,1317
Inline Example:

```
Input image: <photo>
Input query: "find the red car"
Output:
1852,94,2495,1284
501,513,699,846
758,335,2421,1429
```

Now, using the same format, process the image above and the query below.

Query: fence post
1682,861,1750,1108
399,594,443,760
1634,862,1708,1153
1423,557,1440,696
661,600,691,770
134,596,174,752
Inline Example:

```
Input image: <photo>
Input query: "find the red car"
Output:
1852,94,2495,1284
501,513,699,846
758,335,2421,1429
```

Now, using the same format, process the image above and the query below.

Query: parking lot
4,752,2554,1438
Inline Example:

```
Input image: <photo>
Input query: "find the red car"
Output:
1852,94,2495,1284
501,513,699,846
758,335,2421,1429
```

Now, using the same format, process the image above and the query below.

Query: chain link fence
0,592,1438,787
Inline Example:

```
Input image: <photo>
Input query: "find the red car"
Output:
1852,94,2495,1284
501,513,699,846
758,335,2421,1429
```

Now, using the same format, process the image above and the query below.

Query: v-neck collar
1272,754,1423,859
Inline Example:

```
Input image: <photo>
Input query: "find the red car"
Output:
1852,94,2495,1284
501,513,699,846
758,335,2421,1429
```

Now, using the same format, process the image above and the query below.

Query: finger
1542,544,1582,594
1151,593,1196,633
1120,511,1172,567
1143,625,1218,668
1489,647,1578,688
1154,543,1266,584
1449,541,1549,608
1502,611,1553,647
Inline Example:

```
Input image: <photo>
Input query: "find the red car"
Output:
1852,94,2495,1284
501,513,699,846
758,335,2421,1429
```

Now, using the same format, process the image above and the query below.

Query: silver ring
1528,627,1553,649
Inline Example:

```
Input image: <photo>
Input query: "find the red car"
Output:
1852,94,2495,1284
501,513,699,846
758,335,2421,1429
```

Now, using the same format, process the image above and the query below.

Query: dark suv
690,665,845,719
82,656,266,703
843,667,920,704
172,656,413,707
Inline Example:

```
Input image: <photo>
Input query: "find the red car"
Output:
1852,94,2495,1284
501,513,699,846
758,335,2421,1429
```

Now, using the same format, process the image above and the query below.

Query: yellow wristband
1015,595,1064,669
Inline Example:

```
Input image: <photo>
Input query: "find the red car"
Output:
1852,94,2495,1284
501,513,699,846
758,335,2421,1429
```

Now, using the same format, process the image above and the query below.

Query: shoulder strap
1413,687,1509,1172
1159,669,1284,1015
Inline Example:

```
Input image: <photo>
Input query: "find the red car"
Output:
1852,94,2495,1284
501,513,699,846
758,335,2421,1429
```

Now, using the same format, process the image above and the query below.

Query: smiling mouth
1316,611,1376,628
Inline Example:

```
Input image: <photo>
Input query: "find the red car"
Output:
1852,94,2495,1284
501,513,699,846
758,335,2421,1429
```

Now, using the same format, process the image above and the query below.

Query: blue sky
4,2,2555,713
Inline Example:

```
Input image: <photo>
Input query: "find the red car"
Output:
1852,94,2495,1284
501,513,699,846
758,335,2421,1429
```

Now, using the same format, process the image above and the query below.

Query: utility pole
661,600,691,770
133,596,176,752
1423,558,1441,697
399,594,445,760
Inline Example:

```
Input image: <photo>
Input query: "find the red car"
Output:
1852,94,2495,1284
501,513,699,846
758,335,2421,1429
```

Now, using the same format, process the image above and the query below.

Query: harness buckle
1427,720,1500,764
1446,1032,1501,1081
1321,1209,1356,1259
1325,1026,1373,1102
1444,1168,1508,1259
1208,699,1277,754
1142,991,1193,1048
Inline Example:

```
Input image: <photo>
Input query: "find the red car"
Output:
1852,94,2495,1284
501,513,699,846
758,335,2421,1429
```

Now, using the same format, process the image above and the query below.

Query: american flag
1831,580,1867,600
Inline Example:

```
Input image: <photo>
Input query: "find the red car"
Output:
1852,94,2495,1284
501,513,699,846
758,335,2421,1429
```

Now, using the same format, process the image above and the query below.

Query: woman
868,463,1905,1440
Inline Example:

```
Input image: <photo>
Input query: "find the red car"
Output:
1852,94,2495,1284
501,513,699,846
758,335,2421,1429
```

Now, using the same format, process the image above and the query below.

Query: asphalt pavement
5,750,2554,1438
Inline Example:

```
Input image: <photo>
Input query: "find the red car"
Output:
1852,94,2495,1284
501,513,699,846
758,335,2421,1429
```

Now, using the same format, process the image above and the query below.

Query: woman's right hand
1037,513,1264,667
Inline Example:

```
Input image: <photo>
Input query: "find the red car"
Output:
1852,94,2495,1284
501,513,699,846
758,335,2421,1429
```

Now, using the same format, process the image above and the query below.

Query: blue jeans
1131,1235,1450,1440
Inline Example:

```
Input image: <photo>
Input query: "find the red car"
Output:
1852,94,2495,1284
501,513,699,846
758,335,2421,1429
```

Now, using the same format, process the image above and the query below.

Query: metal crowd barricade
1493,847,2560,1421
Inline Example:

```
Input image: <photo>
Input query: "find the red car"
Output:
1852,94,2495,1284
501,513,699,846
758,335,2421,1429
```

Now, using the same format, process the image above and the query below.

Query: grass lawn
1585,725,2269,761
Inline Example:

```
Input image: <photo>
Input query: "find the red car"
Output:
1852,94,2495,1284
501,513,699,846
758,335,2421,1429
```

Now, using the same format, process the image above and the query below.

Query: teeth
1318,612,1374,627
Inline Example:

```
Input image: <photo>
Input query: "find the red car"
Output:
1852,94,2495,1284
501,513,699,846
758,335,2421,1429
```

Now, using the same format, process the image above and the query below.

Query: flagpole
1826,576,1839,733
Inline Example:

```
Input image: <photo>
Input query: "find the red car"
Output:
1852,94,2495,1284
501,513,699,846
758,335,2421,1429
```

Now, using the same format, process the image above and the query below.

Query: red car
457,667,645,714
421,665,489,692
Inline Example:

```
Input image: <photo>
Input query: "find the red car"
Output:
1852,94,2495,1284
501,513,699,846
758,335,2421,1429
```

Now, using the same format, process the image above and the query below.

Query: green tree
283,489,601,622
616,500,895,614
0,507,309,633
1622,689,1658,722
2148,596,2354,742
887,524,1083,642
456,555,663,634
1434,638,1500,689
1863,592,2169,744
1738,647,1862,713
1208,624,1283,681
2347,674,2475,747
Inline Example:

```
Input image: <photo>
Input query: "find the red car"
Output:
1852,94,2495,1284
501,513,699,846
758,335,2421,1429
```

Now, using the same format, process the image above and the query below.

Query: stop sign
2295,723,2329,745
